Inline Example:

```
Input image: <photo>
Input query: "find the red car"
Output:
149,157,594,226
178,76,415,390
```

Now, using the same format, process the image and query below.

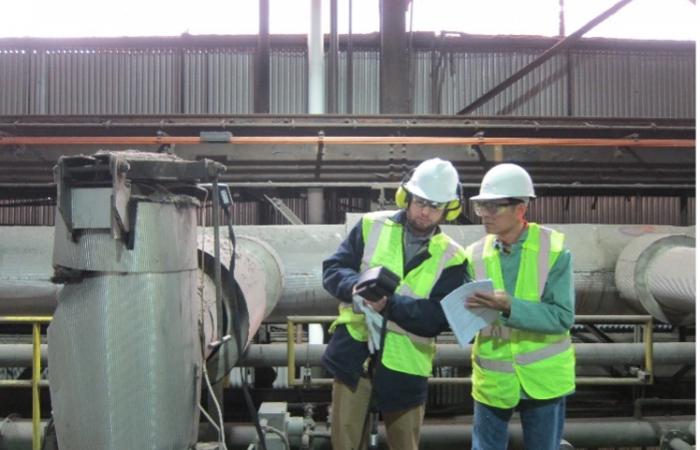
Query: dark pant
472,397,566,450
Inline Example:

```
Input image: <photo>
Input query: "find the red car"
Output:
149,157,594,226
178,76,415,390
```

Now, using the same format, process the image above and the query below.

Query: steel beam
379,0,410,113
457,0,635,115
254,0,270,114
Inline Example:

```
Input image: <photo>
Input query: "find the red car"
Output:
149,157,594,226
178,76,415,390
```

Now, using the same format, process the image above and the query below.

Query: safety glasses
412,196,448,211
472,199,521,217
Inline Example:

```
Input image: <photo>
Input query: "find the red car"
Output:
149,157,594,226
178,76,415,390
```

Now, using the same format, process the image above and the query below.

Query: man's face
406,195,446,234
472,199,525,236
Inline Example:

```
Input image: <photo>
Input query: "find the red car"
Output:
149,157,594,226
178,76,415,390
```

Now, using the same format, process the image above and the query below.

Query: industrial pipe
615,233,696,325
238,341,695,369
1,342,693,372
0,224,695,321
0,416,694,450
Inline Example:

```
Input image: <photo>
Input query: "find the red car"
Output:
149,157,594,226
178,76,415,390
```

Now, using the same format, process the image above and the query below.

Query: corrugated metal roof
463,195,695,226
0,195,692,226
270,49,307,114
570,50,695,118
0,39,693,117
0,51,29,115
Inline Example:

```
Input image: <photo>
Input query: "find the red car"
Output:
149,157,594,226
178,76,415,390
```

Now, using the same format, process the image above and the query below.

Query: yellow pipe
32,322,41,450
644,317,654,384
287,318,295,387
0,316,52,324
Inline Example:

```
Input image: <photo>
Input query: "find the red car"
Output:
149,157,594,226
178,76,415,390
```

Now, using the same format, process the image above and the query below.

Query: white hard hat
470,163,536,201
405,158,460,203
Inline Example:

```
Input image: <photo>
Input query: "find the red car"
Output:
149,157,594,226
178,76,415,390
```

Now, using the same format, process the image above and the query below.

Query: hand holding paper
352,294,384,354
467,289,512,316
440,280,498,348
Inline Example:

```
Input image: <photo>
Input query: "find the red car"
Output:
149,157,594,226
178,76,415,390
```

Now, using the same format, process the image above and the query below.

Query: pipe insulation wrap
647,247,695,314
615,233,696,325
199,232,284,347
198,232,284,381
0,224,695,320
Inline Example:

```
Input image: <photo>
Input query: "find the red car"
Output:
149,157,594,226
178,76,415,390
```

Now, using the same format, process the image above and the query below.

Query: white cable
197,404,220,434
262,424,291,450
202,348,228,450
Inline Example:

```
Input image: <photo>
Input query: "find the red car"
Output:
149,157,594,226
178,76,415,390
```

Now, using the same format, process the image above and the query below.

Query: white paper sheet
440,279,498,348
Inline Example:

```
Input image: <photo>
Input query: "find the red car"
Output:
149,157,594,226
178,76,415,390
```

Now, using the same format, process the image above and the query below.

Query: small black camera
354,266,400,302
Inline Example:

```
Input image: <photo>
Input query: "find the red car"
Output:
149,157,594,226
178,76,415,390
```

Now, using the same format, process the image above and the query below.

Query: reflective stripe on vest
385,320,433,346
360,211,393,271
332,212,466,377
467,223,575,407
475,338,572,372
380,232,464,377
469,239,487,281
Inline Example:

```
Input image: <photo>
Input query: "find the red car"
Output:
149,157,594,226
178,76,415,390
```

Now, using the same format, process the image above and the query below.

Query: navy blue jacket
321,210,470,412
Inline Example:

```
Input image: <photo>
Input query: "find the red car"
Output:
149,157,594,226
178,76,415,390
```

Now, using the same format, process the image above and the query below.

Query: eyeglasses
412,196,448,211
473,199,521,217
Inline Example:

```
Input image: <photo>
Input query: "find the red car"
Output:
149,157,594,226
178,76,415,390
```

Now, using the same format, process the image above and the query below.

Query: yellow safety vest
466,223,575,408
331,211,466,377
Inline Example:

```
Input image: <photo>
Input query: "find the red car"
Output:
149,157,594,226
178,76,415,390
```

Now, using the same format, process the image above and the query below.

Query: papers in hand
352,295,384,354
441,279,498,348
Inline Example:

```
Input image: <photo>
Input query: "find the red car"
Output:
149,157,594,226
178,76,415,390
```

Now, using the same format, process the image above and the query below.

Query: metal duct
49,196,202,450
615,233,696,325
42,151,224,450
198,232,284,381
0,223,694,320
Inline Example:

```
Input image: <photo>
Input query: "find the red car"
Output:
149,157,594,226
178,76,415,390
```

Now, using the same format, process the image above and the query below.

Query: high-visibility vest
466,223,575,408
331,211,466,377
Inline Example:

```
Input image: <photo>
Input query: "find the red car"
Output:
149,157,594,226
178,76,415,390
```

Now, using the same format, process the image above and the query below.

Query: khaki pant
331,378,425,450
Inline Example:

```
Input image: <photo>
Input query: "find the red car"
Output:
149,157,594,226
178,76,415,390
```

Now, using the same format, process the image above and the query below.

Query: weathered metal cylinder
615,233,696,325
49,194,202,450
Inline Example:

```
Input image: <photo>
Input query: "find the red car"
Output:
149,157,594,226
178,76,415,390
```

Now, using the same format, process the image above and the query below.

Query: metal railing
286,314,655,387
0,315,52,450
575,315,654,385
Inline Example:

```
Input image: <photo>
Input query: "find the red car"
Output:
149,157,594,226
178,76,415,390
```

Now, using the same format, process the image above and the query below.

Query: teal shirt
497,227,576,335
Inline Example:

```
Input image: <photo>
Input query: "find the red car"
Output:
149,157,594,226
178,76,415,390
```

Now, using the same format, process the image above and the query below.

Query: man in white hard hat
464,163,575,450
321,158,470,450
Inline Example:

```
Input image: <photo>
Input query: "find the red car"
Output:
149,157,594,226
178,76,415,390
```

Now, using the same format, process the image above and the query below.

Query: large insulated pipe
615,233,696,325
0,224,695,320
198,232,284,381
0,227,58,316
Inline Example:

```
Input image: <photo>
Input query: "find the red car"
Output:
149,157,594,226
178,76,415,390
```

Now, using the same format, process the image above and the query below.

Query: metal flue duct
47,151,224,450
